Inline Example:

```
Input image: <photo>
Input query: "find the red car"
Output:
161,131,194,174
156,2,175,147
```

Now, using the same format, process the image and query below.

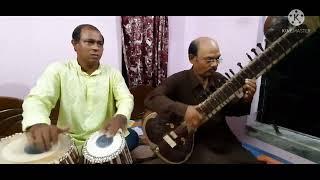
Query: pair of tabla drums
0,130,132,164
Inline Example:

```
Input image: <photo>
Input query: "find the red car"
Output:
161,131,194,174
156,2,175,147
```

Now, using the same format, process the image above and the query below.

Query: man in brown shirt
144,37,259,163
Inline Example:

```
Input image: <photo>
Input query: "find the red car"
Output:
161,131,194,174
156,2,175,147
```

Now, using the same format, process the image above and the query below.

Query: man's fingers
26,132,37,149
190,114,202,128
50,128,59,144
247,83,256,91
243,84,250,91
102,123,110,134
108,124,119,136
186,120,195,129
192,120,199,127
109,129,117,136
26,132,34,143
105,128,115,137
243,93,249,99
57,127,69,134
41,130,51,151
243,84,255,95
245,78,256,83
30,128,37,141
198,114,203,123
105,122,111,129
245,79,256,89
34,131,45,152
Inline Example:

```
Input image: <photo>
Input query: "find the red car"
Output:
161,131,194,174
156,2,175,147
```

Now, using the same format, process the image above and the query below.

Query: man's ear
189,54,196,63
71,40,77,52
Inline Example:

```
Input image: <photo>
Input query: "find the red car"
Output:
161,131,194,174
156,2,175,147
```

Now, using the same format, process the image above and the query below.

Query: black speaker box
257,30,320,137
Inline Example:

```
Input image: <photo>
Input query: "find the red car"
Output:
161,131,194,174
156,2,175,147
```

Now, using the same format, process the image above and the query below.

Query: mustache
209,67,217,72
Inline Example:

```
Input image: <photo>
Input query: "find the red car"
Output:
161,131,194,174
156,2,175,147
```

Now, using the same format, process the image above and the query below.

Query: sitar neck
197,22,318,122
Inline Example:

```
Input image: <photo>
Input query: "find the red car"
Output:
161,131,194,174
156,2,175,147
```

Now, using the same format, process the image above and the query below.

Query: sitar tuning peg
246,53,253,61
229,69,235,75
251,48,258,56
257,43,264,51
237,62,243,69
225,72,231,79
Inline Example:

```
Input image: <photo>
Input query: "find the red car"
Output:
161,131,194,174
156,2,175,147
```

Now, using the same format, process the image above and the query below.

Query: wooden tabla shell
82,131,132,164
0,133,79,164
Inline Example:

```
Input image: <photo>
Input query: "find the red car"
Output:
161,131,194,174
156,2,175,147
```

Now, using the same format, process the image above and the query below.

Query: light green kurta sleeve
22,62,61,131
111,69,134,121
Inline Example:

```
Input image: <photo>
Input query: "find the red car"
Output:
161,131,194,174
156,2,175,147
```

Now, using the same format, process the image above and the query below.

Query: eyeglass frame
197,56,223,64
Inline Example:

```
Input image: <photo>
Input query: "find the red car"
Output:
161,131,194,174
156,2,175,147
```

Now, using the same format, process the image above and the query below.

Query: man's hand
26,124,69,152
102,114,127,136
184,106,203,130
242,79,257,103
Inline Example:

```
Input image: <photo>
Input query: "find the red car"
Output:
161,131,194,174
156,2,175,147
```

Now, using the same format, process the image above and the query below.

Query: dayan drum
82,131,132,164
0,133,80,164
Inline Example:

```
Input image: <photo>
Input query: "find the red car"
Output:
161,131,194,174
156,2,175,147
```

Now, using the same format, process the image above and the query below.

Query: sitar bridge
163,134,177,148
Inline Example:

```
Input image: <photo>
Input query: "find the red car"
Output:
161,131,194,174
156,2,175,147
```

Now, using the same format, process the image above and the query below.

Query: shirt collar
188,67,217,90
73,60,103,76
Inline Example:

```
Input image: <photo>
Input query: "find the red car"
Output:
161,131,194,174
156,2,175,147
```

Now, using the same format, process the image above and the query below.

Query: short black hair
188,40,199,59
72,24,104,43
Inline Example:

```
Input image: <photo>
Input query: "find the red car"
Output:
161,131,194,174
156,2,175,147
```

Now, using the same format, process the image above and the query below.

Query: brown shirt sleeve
144,74,188,118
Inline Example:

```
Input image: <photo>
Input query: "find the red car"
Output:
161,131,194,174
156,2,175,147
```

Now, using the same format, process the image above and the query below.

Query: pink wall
0,16,122,99
167,16,187,76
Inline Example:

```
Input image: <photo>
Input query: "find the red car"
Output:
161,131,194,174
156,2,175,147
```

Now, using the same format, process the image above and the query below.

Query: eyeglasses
200,57,223,64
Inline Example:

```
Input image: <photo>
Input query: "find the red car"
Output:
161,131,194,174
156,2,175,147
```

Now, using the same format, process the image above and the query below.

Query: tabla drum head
0,133,72,164
83,131,126,163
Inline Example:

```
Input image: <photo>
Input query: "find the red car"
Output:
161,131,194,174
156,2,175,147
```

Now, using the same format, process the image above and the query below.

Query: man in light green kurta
22,24,137,152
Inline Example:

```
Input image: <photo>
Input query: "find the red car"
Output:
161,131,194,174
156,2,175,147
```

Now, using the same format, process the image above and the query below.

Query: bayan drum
82,131,132,164
0,133,79,164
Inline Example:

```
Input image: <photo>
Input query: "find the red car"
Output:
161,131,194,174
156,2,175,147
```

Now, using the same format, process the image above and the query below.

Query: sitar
143,17,320,164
